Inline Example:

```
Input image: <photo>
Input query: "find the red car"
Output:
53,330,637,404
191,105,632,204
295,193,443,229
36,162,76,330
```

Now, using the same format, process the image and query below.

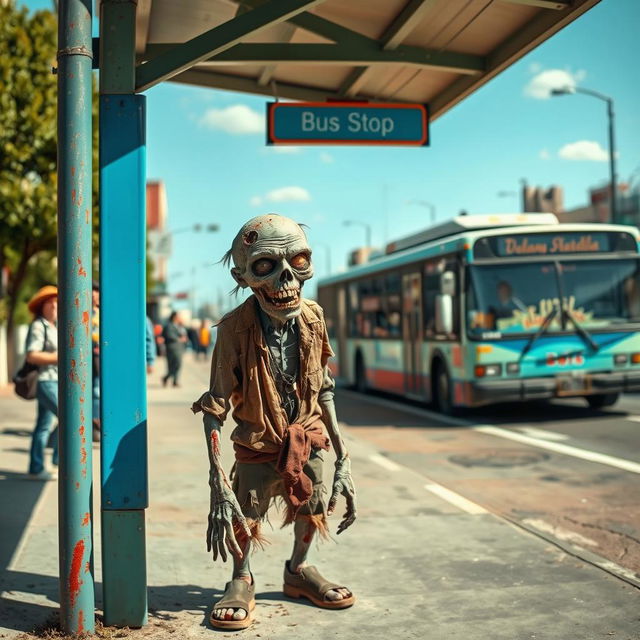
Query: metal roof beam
235,0,372,45
499,0,572,9
202,43,484,74
135,0,326,92
339,0,439,98
171,68,332,102
382,0,440,50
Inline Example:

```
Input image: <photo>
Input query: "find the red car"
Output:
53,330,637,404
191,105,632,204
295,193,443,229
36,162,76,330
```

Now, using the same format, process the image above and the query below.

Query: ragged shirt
191,295,335,457
257,307,299,423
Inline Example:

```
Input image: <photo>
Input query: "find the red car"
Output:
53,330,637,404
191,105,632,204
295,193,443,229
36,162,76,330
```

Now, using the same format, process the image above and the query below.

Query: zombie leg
212,523,254,623
288,514,351,603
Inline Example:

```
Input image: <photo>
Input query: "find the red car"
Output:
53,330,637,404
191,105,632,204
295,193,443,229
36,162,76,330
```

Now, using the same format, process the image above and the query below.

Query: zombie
192,214,356,630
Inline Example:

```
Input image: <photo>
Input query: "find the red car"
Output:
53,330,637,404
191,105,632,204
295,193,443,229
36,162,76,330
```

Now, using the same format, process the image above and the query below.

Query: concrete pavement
0,358,638,639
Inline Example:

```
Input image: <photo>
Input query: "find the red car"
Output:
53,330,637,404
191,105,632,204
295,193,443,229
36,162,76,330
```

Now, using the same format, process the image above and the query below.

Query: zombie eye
290,253,310,270
252,258,275,276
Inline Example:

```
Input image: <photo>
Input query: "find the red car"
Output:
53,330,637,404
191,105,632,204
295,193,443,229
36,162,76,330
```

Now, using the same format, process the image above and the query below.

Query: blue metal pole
57,0,95,634
99,94,148,627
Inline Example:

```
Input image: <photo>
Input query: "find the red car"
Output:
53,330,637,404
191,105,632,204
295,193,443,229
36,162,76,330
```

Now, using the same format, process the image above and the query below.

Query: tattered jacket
191,295,334,456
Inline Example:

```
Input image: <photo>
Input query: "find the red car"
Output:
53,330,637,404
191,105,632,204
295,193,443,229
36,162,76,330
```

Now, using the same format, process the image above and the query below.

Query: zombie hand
203,412,252,562
207,470,252,562
328,455,357,534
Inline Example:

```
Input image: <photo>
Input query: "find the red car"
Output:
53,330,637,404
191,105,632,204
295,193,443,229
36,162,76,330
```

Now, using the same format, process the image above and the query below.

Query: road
335,388,640,583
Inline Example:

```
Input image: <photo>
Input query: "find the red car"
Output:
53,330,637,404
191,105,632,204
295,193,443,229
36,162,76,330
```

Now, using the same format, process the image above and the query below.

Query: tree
0,3,98,372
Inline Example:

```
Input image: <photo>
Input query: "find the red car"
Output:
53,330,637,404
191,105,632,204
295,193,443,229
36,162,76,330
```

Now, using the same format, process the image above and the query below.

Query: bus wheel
586,393,619,409
355,353,368,394
433,363,453,415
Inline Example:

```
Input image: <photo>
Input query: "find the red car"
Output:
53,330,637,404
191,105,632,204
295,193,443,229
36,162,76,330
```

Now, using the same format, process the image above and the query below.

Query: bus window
385,273,402,337
559,259,640,327
468,263,560,335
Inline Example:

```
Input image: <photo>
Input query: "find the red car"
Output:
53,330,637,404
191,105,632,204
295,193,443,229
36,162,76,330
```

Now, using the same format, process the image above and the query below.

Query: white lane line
522,518,599,547
516,426,569,441
424,483,488,515
475,425,640,475
369,453,401,472
626,415,640,423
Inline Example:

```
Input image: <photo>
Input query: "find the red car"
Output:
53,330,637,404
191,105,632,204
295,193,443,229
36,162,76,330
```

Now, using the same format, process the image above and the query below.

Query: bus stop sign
267,102,429,146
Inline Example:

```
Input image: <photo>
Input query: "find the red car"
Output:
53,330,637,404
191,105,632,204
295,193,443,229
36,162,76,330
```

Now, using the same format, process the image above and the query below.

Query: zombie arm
203,413,251,562
318,367,357,534
193,323,250,562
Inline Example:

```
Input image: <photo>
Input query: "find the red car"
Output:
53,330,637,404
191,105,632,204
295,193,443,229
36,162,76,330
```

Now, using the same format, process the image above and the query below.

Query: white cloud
266,186,311,203
319,152,334,164
268,145,303,154
200,104,264,134
524,68,586,99
539,148,550,160
250,186,311,207
529,62,542,74
558,140,609,162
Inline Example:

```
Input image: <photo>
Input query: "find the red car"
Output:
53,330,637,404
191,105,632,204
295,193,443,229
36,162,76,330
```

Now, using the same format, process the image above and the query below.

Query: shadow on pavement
0,470,47,579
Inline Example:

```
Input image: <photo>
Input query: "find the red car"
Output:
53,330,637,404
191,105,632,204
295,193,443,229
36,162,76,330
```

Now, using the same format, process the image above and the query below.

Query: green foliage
0,5,58,256
0,4,99,328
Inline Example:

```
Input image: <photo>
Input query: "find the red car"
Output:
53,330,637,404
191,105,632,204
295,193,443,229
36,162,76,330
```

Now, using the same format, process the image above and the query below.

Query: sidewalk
0,358,638,640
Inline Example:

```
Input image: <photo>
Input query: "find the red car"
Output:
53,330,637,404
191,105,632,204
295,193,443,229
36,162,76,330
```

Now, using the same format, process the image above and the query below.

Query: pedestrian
146,315,157,374
162,311,187,387
197,319,211,360
91,281,101,442
25,285,59,480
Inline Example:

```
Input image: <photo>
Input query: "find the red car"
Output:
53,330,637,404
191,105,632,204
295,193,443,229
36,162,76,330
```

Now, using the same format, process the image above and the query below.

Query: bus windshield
467,259,640,336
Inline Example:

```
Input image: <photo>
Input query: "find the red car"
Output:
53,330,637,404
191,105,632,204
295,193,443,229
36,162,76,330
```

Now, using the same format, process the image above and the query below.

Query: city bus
317,214,640,414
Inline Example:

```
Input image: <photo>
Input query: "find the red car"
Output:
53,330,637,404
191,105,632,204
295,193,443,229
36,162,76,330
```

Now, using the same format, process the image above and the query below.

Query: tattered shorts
232,448,326,521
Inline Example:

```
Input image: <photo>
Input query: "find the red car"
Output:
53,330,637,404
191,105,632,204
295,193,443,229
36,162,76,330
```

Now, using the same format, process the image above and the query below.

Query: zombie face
228,214,313,323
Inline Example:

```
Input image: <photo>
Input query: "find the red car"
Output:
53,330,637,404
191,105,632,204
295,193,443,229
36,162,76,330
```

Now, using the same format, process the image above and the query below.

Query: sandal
210,577,256,630
283,563,355,609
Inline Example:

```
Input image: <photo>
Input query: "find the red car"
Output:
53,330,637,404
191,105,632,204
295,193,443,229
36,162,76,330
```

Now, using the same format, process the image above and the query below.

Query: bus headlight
506,362,520,375
475,364,502,377
614,354,628,366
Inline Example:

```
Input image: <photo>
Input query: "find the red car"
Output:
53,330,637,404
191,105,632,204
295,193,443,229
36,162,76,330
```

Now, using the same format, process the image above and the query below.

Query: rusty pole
57,0,95,633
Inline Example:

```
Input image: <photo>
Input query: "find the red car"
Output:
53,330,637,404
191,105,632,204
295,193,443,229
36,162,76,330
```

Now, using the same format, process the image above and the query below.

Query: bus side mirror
440,270,456,296
435,294,453,334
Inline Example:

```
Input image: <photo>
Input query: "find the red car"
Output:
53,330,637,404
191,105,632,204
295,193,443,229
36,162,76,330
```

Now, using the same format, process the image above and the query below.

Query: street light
407,199,436,225
343,220,372,248
551,86,618,222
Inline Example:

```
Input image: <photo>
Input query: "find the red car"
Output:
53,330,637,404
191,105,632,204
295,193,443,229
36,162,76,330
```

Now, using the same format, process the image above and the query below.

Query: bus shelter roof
133,0,600,120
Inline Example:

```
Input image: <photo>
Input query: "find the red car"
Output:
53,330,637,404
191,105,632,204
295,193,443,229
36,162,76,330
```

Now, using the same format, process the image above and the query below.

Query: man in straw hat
24,285,59,480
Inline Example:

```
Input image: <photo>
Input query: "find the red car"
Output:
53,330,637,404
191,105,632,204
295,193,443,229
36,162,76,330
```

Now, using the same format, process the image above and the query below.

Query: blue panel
99,95,148,510
102,510,148,627
267,102,428,145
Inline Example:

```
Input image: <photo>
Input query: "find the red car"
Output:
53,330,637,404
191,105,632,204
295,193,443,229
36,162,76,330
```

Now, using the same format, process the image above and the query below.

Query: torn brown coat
191,295,335,456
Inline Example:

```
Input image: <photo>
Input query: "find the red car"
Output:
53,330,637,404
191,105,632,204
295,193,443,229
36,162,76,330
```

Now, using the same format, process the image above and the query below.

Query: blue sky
21,0,640,305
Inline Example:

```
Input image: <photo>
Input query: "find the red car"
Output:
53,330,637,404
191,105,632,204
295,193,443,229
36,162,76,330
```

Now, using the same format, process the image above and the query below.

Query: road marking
475,425,640,475
626,415,640,423
369,453,401,472
424,483,488,515
522,518,599,547
516,426,569,441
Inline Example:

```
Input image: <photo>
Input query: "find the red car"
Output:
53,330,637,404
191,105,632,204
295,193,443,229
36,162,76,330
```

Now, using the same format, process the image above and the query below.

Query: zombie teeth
263,290,300,307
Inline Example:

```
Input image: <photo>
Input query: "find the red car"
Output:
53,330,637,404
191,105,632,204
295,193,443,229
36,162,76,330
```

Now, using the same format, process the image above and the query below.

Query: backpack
12,320,47,400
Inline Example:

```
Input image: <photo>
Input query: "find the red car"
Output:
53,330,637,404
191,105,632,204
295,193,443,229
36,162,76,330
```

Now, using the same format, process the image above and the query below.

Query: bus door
402,272,423,396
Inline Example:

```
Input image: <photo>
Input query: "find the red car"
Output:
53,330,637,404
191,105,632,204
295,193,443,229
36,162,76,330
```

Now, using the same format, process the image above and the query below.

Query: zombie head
226,214,313,323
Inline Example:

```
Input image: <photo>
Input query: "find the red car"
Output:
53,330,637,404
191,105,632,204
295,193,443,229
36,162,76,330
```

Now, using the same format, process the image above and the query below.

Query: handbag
12,319,47,401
